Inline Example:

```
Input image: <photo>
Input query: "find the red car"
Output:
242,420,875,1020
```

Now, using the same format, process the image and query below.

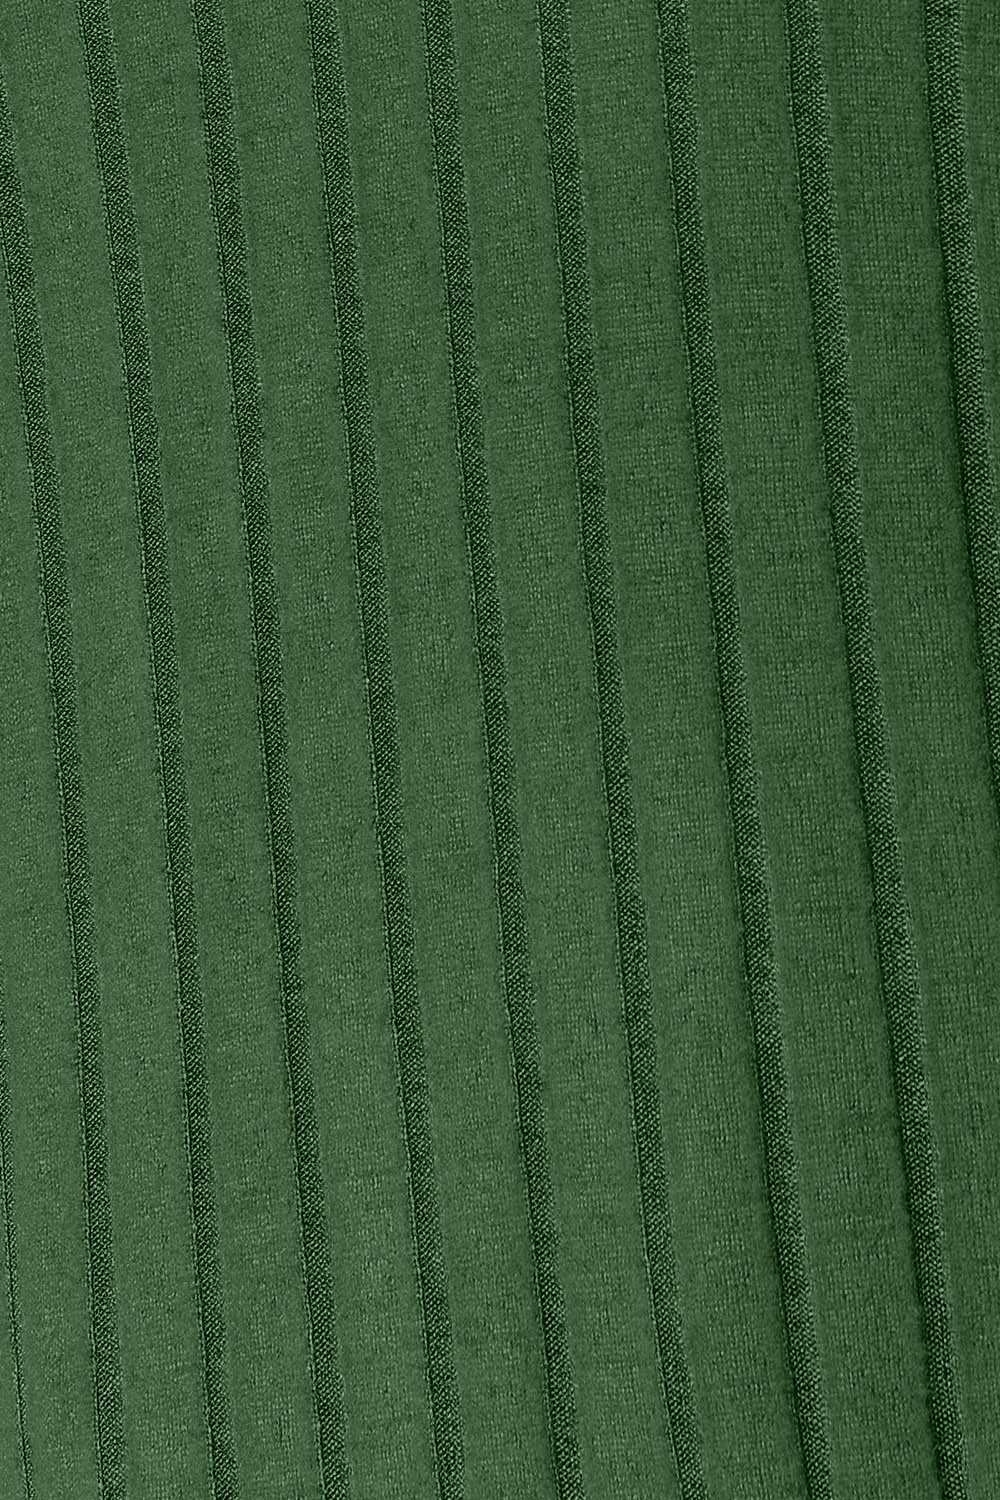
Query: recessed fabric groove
187,3,348,1492
783,2,969,1495
653,3,833,1494
420,0,585,1494
306,3,464,1494
0,71,128,1500
923,0,1000,830
77,1,239,1492
0,991,32,1500
532,2,706,1494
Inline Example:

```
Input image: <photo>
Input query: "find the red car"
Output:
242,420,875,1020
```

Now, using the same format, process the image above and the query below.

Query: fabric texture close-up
0,0,997,1497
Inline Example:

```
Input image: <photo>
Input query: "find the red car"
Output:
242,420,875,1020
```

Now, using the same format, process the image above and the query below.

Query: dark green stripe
533,3,706,1494
77,2,239,1492
306,2,463,1494
187,2,348,1492
924,0,1000,824
0,68,127,1500
421,0,584,1493
784,2,968,1494
654,3,833,1494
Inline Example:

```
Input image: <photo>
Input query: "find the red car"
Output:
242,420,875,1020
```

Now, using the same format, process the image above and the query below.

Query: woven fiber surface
0,1,998,1496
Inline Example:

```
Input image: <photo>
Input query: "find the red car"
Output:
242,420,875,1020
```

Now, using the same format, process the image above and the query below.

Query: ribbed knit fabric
0,2,997,1497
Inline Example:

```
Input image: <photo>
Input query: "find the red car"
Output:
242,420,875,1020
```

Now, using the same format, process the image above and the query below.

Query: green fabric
0,0,997,1496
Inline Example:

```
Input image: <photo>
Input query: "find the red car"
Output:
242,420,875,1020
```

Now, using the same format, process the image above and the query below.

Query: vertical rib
784,3,968,1495
187,4,348,1493
305,4,464,1494
0,991,33,1499
924,0,1000,816
0,70,127,1500
654,4,833,1493
421,0,585,1493
532,3,705,1494
76,2,238,1492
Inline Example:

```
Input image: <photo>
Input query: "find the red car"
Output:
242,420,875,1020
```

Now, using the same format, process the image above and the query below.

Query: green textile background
0,0,997,1496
